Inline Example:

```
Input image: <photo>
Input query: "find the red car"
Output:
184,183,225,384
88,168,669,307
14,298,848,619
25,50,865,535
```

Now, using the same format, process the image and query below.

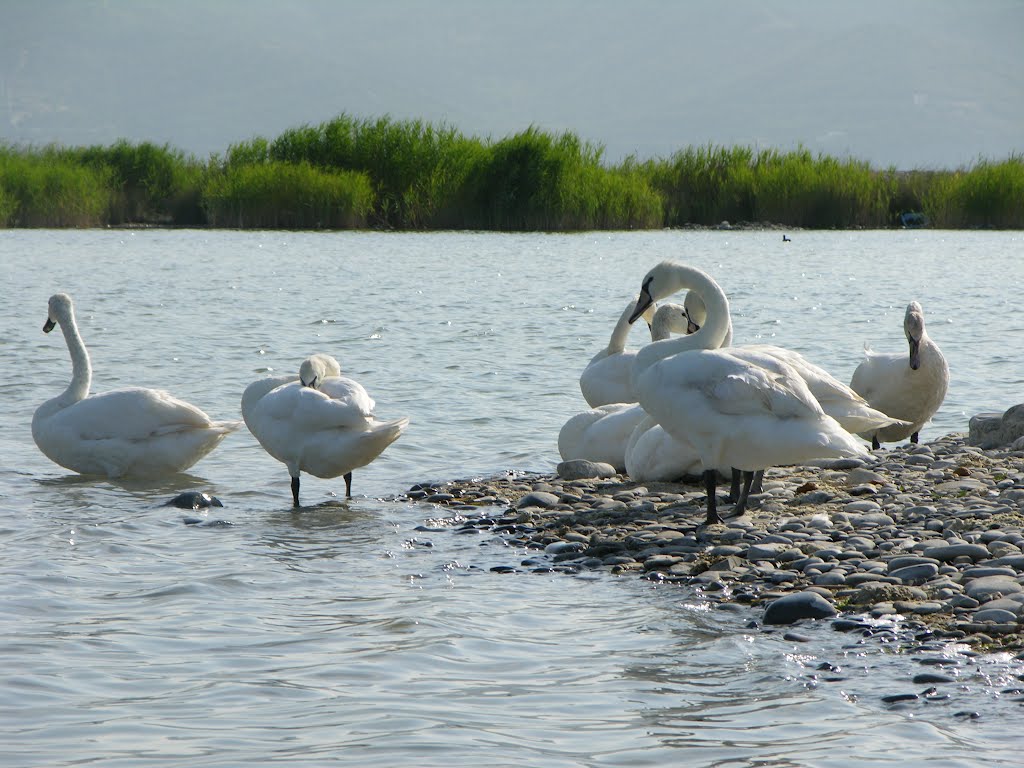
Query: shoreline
406,432,1024,656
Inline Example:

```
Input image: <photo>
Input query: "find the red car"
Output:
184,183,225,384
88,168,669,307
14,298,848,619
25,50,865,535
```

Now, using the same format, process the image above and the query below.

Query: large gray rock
763,591,837,625
968,404,1024,448
556,460,616,481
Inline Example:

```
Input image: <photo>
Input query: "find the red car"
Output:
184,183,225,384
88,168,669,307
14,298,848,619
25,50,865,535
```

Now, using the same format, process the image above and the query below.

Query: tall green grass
0,143,111,227
1,117,1022,230
203,160,374,229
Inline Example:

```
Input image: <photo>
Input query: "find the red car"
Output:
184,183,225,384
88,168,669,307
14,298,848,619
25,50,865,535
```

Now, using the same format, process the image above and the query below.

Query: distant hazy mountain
1,1,1021,168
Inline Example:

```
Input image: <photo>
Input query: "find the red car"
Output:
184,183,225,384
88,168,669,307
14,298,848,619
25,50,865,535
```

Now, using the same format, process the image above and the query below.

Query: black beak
628,279,655,324
687,318,700,335
908,337,921,370
43,318,56,333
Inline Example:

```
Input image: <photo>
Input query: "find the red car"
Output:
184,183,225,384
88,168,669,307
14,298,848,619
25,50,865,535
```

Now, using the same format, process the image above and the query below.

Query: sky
1,0,1022,169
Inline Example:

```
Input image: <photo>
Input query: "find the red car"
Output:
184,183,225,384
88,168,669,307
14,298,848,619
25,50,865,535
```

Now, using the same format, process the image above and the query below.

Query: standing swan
32,293,239,478
627,262,867,524
850,301,949,449
243,355,408,505
579,295,657,407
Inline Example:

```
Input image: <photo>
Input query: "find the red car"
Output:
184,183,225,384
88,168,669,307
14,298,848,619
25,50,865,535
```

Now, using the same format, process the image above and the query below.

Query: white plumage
32,293,239,479
578,295,657,407
627,262,867,524
242,354,408,505
560,303,689,472
850,301,949,448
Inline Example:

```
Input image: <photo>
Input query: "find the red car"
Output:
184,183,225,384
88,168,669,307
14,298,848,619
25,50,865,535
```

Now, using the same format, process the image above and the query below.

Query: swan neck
634,266,731,375
605,301,638,354
58,308,91,404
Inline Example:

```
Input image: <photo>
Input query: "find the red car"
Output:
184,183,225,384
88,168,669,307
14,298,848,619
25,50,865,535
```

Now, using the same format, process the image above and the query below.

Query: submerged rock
165,491,224,509
764,591,837,625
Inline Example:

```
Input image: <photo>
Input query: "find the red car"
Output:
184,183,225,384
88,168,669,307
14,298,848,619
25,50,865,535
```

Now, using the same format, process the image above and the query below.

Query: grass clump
203,159,374,229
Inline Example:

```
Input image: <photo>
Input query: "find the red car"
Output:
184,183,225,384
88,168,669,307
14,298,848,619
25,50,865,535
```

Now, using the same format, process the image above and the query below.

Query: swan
578,295,657,407
682,291,908,436
32,293,240,478
240,353,342,435
560,303,692,472
849,301,949,449
627,262,867,524
242,355,408,505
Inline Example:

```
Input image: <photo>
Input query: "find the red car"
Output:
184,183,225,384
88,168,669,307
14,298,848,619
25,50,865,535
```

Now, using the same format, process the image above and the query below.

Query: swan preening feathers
33,293,240,479
241,354,408,505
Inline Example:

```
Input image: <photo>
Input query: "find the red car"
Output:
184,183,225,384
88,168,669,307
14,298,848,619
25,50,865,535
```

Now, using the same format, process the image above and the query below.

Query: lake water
2,228,1023,766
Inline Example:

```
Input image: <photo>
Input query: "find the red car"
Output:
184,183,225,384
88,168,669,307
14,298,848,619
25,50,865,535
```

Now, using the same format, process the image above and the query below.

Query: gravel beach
407,432,1024,656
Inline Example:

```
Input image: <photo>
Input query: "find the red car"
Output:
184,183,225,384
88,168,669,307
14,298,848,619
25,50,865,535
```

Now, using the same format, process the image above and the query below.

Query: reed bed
1,117,1021,230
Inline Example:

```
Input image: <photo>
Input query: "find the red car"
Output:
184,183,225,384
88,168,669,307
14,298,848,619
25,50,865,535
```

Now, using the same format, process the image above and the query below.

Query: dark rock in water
882,693,920,704
183,517,233,527
763,591,837,625
913,672,956,684
165,491,223,509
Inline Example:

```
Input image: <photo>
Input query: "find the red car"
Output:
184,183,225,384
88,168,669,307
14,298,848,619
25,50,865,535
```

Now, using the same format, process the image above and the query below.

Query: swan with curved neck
33,293,239,478
579,294,657,407
560,303,690,471
627,262,866,524
850,301,948,448
243,354,407,505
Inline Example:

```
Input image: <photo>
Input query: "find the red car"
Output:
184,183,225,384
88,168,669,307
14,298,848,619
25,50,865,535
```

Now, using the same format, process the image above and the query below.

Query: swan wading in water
560,303,691,472
32,293,240,478
578,295,657,407
242,354,408,505
627,262,867,524
850,301,949,449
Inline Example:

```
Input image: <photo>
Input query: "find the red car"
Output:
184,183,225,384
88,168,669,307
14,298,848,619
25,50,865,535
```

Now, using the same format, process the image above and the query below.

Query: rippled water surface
2,229,1023,766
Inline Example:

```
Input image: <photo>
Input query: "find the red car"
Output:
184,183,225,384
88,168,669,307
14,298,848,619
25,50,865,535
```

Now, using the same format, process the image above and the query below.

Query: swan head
45,293,74,333
628,261,718,325
651,303,690,341
299,353,342,388
904,301,926,370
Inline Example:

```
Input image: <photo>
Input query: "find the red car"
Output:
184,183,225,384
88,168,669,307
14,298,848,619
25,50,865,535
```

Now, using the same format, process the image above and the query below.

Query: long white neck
634,264,731,375
56,306,92,405
605,297,644,354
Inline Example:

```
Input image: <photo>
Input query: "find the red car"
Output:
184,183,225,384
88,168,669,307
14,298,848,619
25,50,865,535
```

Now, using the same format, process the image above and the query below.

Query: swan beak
301,377,318,389
43,318,56,333
629,286,655,325
687,318,700,335
908,338,921,370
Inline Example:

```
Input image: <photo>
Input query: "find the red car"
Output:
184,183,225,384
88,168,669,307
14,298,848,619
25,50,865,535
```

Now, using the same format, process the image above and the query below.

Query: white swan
622,303,703,482
240,353,342,435
627,262,867,524
850,301,949,449
560,304,691,472
579,295,657,407
242,355,408,505
32,293,240,479
682,291,908,437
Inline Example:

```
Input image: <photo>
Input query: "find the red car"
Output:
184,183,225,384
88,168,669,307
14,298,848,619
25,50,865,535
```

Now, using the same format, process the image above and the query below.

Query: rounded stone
763,591,837,625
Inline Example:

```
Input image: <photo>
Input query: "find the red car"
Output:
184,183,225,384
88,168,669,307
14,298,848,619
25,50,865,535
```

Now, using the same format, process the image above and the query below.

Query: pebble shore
407,433,1024,656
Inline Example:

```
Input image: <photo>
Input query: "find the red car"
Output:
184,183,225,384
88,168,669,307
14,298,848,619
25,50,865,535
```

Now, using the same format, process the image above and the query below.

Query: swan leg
291,475,301,507
727,468,741,503
703,469,723,526
732,470,757,517
871,435,881,450
343,471,353,498
910,431,919,444
749,469,764,495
